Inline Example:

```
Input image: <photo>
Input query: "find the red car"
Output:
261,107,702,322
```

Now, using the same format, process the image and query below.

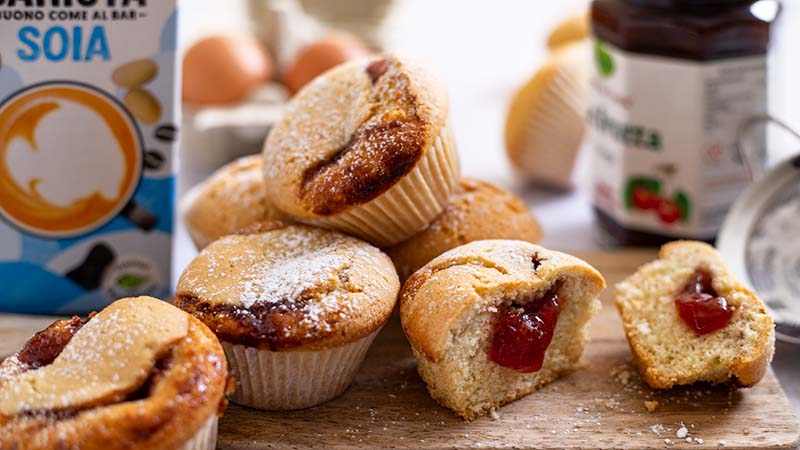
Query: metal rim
717,157,800,344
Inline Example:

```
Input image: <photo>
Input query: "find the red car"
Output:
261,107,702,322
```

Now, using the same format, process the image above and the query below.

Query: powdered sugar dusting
180,226,397,340
0,297,187,415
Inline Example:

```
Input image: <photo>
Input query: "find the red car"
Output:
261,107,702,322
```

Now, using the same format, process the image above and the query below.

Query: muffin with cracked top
0,296,228,450
262,54,460,247
386,178,542,280
176,222,400,410
182,155,289,249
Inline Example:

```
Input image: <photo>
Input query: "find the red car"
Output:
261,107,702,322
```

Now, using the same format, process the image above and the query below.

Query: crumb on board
610,365,633,385
644,400,659,412
603,398,620,410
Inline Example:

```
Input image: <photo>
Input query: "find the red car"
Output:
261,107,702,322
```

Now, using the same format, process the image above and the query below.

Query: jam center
490,287,561,373
674,268,734,335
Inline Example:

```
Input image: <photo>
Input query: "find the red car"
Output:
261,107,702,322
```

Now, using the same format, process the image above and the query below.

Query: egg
183,35,273,106
284,32,371,94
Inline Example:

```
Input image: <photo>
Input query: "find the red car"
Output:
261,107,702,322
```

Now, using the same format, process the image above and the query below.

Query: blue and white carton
0,1,178,314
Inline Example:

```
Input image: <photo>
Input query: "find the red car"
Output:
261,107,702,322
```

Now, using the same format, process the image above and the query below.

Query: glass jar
588,0,775,246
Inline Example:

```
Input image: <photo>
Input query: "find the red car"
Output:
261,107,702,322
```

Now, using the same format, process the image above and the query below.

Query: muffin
386,178,542,280
182,155,289,249
547,12,589,50
0,296,228,450
505,41,590,190
262,54,460,247
615,241,775,389
176,222,400,410
400,240,605,420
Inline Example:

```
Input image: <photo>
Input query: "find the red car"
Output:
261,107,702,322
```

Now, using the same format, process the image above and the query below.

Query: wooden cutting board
1,250,798,449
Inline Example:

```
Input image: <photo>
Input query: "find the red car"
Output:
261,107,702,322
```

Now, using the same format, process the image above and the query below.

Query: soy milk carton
0,1,178,313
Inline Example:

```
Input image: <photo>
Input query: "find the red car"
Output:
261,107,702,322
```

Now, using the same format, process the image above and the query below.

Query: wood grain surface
1,250,798,449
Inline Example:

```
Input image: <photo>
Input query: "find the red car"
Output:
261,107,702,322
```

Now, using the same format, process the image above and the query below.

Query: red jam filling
16,315,90,370
490,287,561,373
675,268,734,335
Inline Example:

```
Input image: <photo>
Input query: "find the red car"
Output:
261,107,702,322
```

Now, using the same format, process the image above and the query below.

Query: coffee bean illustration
121,201,158,231
144,150,165,170
154,124,177,142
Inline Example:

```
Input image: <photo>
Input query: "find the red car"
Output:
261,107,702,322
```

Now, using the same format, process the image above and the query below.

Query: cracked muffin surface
386,178,542,280
0,297,228,450
176,222,400,351
261,54,459,247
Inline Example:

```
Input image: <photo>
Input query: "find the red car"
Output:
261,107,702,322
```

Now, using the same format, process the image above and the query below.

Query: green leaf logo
595,41,614,77
117,273,147,290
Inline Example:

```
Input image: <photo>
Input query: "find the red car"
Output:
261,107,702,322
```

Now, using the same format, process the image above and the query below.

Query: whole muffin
386,178,542,280
0,296,228,450
182,155,289,249
176,222,400,410
262,54,460,247
505,42,589,189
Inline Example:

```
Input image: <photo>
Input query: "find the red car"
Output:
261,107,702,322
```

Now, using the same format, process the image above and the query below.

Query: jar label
589,40,767,238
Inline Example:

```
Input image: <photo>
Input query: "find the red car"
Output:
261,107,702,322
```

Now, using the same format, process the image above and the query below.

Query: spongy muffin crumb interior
400,240,605,420
614,242,774,388
417,273,601,420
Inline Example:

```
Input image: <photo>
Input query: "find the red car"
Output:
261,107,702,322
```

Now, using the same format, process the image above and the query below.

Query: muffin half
615,241,775,389
386,178,542,280
0,296,228,450
176,222,400,409
182,155,289,249
262,54,460,246
400,240,605,420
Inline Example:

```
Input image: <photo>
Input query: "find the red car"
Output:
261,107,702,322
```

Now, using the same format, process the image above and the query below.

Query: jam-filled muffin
182,155,289,249
0,296,228,450
615,241,775,389
400,240,605,420
262,54,460,247
176,222,400,410
386,178,542,280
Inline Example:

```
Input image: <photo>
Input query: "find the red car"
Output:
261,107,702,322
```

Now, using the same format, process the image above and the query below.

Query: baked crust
400,240,605,363
176,222,400,351
614,241,775,389
182,155,289,249
262,54,449,219
0,297,228,450
386,178,542,280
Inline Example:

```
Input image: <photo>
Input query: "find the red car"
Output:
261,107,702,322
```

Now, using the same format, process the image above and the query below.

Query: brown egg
182,34,273,106
284,32,371,94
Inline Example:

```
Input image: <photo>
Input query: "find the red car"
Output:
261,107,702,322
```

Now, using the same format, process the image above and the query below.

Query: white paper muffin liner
178,414,218,450
309,121,460,247
512,43,589,189
222,327,382,410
